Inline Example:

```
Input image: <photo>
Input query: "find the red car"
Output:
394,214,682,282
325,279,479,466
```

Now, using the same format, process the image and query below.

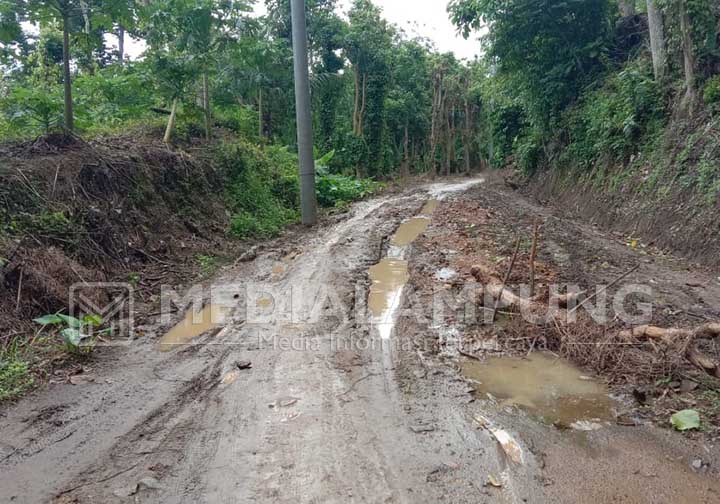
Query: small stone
692,459,703,470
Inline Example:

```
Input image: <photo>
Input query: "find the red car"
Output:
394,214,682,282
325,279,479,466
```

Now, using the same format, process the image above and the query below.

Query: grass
0,342,35,401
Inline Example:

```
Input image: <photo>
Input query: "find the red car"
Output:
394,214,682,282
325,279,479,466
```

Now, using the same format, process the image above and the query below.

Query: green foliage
215,141,299,239
74,65,156,131
34,311,101,354
316,174,381,208
562,58,664,170
14,211,78,247
450,0,611,130
704,75,720,110
0,85,63,135
0,357,33,401
196,254,217,275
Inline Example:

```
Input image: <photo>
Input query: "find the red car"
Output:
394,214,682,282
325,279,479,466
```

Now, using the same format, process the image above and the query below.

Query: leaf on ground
671,409,700,431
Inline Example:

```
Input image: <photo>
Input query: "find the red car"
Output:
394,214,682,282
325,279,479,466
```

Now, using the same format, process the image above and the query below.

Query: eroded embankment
519,116,720,268
0,134,237,337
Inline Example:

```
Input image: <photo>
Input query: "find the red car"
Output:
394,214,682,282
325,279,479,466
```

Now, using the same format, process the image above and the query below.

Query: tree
646,0,667,81
345,0,393,176
15,0,85,131
678,0,697,112
449,0,611,131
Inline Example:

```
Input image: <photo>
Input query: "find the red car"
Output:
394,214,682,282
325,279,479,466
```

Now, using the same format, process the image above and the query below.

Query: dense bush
214,141,299,239
561,58,663,170
216,141,382,238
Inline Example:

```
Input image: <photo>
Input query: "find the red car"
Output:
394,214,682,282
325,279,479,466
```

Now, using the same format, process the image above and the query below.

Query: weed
127,272,141,287
34,312,102,355
196,254,217,276
0,356,34,401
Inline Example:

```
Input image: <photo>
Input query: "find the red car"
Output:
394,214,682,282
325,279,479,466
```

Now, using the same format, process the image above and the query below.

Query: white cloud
339,0,481,60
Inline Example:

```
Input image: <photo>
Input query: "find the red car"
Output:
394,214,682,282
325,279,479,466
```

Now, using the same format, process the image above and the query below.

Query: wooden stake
529,219,539,297
491,237,521,323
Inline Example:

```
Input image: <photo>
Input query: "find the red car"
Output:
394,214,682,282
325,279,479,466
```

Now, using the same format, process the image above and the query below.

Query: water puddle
390,217,431,247
421,199,439,215
367,198,440,340
159,304,229,351
368,258,409,340
462,353,614,428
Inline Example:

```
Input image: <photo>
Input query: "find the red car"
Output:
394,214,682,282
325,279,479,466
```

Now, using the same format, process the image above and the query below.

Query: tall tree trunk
164,98,178,144
429,73,444,179
679,0,697,113
619,0,636,17
203,73,211,141
78,0,94,75
647,0,667,81
352,66,359,135
118,25,125,65
359,73,367,136
463,98,472,174
61,13,74,132
400,122,410,178
258,87,264,141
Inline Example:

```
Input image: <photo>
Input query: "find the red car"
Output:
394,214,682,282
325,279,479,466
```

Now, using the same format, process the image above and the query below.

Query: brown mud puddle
462,352,615,428
369,200,438,339
390,217,431,247
368,259,410,340
159,304,229,351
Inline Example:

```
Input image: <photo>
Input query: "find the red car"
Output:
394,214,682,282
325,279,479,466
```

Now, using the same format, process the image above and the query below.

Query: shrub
0,85,63,135
562,57,663,170
703,75,720,110
316,174,381,208
215,141,299,239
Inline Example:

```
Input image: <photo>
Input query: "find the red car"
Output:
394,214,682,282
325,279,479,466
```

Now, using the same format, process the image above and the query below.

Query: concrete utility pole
290,0,318,225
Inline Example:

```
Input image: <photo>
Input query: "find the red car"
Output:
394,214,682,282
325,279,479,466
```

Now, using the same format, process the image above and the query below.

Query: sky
339,0,481,60
114,0,482,61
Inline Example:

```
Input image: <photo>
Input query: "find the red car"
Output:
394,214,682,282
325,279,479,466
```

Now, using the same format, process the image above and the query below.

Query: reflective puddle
159,304,229,351
368,258,410,340
391,217,431,247
369,199,438,340
462,353,614,427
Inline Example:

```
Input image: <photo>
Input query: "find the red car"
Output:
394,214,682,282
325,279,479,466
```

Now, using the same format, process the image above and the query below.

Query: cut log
619,325,690,344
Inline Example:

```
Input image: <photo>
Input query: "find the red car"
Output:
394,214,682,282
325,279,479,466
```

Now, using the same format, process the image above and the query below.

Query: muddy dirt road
1,179,719,503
